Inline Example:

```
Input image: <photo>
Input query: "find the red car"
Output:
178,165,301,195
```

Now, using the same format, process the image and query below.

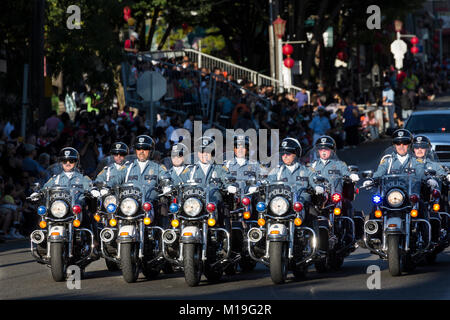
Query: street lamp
273,16,286,39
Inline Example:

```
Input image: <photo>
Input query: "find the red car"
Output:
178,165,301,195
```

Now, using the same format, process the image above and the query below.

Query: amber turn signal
375,210,382,218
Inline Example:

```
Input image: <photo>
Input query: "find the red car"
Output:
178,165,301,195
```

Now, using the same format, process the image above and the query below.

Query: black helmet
195,136,216,154
280,137,302,157
392,129,413,145
171,142,189,157
315,135,336,151
110,142,129,155
134,135,155,150
412,135,431,149
59,147,79,163
234,135,249,149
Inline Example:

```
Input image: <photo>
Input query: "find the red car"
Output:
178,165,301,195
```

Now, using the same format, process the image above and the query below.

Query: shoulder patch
379,154,392,165
160,165,167,171
222,165,229,172
182,167,190,174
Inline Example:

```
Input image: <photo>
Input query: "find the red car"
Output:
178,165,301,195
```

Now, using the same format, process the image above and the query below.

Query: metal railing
133,49,310,104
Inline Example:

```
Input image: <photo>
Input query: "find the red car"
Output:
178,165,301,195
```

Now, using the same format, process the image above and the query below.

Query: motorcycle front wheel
50,242,66,282
387,235,401,276
269,241,288,284
183,243,202,287
120,243,140,283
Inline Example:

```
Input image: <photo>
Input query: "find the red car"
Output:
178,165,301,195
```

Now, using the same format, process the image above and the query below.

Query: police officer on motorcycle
267,137,317,225
109,135,169,226
310,135,359,216
31,147,92,198
365,129,414,182
95,142,130,184
225,135,262,182
182,136,236,228
166,142,191,185
411,135,449,185
30,147,95,234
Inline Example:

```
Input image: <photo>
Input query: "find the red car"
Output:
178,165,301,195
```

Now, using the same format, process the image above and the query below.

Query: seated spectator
0,183,25,240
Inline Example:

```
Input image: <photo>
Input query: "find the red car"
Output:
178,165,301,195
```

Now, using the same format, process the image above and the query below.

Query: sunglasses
62,159,76,164
136,147,150,151
394,142,410,146
112,153,127,157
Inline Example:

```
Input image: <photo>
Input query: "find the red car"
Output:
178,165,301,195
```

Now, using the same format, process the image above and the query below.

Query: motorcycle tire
50,242,66,282
269,241,288,284
120,243,140,283
183,243,202,287
387,235,401,276
105,259,120,272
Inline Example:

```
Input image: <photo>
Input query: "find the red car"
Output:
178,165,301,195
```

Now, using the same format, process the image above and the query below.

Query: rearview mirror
348,165,359,173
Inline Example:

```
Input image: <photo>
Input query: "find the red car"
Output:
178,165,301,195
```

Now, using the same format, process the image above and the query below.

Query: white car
404,109,450,168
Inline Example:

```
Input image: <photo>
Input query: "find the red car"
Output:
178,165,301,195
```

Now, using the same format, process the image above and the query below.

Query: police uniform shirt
310,158,350,193
95,161,129,184
167,165,190,185
267,162,314,203
373,153,413,179
43,170,92,203
225,157,261,181
109,159,167,201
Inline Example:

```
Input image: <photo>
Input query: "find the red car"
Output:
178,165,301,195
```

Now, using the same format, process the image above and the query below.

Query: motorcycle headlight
50,200,69,218
183,198,202,217
104,195,118,209
100,188,109,196
120,198,138,216
387,190,404,207
269,196,289,216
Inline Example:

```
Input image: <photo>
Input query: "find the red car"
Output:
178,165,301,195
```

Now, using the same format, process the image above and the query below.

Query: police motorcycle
96,135,168,283
160,175,236,287
160,136,237,287
91,142,132,272
361,145,433,276
245,138,319,284
221,138,261,274
409,136,450,264
28,151,97,282
308,137,364,272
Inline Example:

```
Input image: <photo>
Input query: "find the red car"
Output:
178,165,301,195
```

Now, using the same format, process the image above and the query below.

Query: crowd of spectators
0,50,448,242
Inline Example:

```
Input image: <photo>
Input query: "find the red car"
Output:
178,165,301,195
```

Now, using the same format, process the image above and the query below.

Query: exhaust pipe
162,229,177,244
248,228,263,243
364,220,379,235
31,230,45,244
100,228,115,243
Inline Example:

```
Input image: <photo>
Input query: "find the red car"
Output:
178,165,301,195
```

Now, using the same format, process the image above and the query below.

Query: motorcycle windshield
379,172,421,205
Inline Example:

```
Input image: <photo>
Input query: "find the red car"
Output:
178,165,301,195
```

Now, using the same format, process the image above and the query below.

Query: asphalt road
1,138,449,300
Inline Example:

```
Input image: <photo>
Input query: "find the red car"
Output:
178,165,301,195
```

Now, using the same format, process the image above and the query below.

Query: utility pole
268,0,276,80
31,0,48,126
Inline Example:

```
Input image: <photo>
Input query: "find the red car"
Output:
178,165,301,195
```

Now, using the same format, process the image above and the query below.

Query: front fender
267,223,288,241
117,225,137,243
48,226,66,242
384,217,404,234
180,226,202,244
